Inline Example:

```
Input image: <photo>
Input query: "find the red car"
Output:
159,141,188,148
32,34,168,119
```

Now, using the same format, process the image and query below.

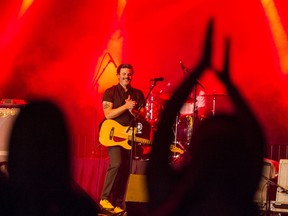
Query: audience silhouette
0,166,11,216
6,100,100,216
146,20,265,216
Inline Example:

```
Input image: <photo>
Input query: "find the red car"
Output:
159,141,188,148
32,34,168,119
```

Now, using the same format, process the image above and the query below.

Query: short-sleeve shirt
102,84,145,126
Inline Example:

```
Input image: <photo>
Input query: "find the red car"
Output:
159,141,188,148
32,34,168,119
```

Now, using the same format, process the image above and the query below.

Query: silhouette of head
8,100,71,189
189,114,262,201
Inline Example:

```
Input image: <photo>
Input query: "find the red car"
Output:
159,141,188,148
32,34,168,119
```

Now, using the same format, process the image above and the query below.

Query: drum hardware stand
185,115,193,145
180,59,205,142
212,90,216,117
171,114,187,159
191,80,205,140
126,79,161,173
171,114,179,159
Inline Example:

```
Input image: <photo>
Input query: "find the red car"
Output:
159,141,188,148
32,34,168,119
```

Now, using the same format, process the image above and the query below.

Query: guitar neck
128,135,152,145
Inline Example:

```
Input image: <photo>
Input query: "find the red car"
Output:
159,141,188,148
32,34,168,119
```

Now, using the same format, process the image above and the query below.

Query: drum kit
145,92,196,165
136,88,228,166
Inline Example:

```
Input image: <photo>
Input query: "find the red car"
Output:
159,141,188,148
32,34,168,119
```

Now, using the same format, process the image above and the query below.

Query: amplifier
0,108,21,162
275,159,288,203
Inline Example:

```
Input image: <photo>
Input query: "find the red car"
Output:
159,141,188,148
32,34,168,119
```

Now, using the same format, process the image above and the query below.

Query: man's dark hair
116,64,134,75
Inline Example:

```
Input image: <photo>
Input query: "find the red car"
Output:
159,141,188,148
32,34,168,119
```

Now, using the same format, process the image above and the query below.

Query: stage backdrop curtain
73,157,109,202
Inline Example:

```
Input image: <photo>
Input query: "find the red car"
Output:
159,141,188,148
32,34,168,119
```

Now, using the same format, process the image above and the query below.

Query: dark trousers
101,146,130,209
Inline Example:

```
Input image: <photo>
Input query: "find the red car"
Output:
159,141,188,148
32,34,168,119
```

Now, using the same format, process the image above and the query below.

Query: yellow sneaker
100,199,114,209
114,206,125,213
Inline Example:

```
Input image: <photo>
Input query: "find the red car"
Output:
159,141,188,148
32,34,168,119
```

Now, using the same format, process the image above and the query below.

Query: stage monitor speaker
125,174,148,203
276,159,288,204
125,174,149,216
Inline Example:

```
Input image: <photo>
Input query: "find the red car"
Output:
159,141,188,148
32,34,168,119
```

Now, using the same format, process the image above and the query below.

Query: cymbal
158,93,194,102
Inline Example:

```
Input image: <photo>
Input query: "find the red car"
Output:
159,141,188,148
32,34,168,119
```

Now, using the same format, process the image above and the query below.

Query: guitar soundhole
109,127,114,140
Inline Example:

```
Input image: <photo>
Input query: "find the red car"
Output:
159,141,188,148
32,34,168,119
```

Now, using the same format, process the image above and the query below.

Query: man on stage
99,63,145,214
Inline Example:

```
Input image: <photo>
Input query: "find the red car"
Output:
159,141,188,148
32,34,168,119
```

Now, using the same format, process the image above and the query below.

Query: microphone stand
191,84,197,143
126,80,160,174
94,53,111,86
181,65,205,90
181,63,205,143
91,53,111,158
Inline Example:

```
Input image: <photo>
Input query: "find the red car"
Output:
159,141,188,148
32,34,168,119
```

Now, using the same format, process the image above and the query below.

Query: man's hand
125,95,137,110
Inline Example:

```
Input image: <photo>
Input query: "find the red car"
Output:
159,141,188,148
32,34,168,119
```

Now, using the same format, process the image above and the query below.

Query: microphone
180,60,188,74
107,52,118,68
150,77,164,82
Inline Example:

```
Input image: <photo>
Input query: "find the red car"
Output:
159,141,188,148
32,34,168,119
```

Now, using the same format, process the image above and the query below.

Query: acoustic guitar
99,119,151,150
99,119,184,154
